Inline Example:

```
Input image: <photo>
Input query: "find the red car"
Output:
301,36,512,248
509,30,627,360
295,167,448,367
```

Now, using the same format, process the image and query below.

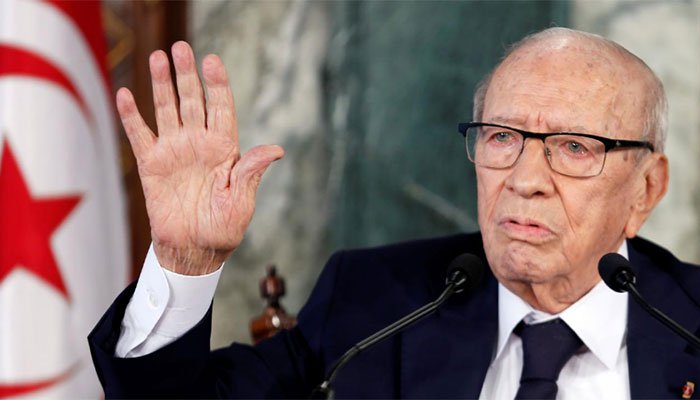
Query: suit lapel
626,240,700,399
399,272,498,398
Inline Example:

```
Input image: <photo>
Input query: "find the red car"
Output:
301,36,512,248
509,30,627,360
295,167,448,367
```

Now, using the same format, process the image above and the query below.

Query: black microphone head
598,253,636,293
446,253,485,294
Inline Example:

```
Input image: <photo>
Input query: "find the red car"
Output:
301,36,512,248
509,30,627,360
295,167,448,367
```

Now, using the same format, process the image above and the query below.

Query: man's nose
504,139,555,198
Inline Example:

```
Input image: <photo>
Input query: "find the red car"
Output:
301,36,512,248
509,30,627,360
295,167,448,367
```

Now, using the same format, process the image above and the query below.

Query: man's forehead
495,33,651,91
501,42,628,77
483,40,649,135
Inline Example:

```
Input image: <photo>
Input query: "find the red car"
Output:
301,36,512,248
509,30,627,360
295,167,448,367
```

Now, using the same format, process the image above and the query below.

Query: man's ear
624,153,669,238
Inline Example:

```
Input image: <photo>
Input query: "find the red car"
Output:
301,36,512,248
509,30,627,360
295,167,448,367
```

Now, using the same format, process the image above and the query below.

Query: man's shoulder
628,236,700,307
340,231,485,262
338,231,484,278
321,231,487,305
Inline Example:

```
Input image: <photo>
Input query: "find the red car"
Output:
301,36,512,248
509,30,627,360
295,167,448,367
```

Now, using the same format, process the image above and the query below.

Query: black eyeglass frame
458,122,655,153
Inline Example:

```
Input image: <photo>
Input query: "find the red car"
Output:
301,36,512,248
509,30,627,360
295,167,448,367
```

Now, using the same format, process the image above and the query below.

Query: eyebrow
485,116,591,134
488,115,524,125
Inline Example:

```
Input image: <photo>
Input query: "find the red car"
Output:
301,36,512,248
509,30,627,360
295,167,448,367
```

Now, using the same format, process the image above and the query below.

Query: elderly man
89,28,700,399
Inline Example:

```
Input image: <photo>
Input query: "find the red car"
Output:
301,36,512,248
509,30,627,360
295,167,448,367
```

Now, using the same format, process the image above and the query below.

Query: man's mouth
498,216,555,241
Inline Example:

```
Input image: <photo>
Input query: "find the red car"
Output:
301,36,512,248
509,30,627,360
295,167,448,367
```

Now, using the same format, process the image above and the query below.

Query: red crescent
0,365,74,398
0,44,91,123
42,0,110,91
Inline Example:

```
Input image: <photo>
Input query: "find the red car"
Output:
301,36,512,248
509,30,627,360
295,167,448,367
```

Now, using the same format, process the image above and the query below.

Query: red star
0,139,81,301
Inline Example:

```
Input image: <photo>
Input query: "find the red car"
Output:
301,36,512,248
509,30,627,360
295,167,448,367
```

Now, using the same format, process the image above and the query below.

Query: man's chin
496,262,555,284
486,241,561,283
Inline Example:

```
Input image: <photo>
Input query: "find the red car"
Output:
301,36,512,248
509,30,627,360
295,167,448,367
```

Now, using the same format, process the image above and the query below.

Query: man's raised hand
116,41,284,275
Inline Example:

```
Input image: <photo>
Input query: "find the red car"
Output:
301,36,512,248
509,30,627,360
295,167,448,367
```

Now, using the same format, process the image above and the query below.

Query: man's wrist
153,241,231,275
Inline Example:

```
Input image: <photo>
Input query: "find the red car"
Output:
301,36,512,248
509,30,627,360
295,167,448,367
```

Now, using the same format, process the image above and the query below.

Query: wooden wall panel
103,0,189,278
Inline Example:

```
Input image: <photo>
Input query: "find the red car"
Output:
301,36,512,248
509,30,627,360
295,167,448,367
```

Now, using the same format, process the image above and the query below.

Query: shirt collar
495,241,629,370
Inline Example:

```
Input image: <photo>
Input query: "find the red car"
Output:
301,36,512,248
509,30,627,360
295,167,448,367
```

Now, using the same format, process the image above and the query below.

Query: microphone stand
623,281,700,350
600,253,700,351
309,276,461,399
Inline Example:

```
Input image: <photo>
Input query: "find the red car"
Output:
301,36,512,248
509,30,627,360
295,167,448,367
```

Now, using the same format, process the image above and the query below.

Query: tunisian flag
0,0,129,398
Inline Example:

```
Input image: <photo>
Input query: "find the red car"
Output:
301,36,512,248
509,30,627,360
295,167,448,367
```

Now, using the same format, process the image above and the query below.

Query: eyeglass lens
465,126,607,177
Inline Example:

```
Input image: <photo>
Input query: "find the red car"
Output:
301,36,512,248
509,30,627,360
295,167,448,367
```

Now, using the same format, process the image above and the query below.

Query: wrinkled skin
477,37,668,313
117,41,283,275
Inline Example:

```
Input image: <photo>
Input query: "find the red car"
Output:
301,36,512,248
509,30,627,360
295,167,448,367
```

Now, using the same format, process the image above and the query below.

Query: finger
116,87,156,161
149,50,181,135
172,41,206,130
230,144,285,199
202,54,238,145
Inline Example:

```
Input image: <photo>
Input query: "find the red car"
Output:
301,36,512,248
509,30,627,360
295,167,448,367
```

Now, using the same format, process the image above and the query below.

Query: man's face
477,41,656,310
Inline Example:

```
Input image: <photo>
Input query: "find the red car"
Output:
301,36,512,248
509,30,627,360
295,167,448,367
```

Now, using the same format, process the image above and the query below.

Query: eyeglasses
457,122,655,178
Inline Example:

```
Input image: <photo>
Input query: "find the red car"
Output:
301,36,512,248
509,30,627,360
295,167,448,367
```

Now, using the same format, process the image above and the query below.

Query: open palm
117,42,283,275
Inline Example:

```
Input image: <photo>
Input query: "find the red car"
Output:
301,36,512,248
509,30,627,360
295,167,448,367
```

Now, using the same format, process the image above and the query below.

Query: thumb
231,144,284,199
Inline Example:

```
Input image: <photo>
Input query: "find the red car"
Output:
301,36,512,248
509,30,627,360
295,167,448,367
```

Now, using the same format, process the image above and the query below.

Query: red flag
0,0,129,397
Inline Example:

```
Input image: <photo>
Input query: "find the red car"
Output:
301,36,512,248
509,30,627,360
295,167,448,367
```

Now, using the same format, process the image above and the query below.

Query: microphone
598,253,700,350
446,253,485,294
309,254,485,399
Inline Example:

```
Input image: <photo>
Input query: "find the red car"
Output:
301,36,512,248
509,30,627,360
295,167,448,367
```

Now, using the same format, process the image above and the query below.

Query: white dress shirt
116,244,222,357
479,242,630,400
117,242,631,400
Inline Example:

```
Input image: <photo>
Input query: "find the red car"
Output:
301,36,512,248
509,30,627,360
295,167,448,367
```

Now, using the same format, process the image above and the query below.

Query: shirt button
146,289,159,308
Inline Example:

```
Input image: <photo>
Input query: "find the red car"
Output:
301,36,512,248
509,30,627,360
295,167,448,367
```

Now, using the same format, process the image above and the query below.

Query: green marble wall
328,1,569,249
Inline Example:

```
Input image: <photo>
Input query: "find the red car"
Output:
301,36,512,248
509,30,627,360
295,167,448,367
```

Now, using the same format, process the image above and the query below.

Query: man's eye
565,141,587,154
494,132,513,142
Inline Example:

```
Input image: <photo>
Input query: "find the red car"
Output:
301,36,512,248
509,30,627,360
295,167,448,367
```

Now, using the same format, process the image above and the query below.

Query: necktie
515,318,583,400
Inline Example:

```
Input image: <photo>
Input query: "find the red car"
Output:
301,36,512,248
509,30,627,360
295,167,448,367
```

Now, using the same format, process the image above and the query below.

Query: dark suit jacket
89,232,700,399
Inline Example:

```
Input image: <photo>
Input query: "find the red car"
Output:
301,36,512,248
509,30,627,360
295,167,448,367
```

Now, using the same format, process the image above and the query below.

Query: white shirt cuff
115,243,223,358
